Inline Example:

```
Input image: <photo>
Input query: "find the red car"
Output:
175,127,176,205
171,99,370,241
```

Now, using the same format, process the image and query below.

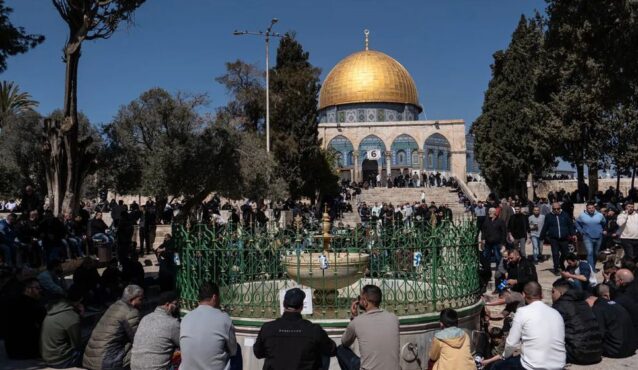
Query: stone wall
467,178,635,201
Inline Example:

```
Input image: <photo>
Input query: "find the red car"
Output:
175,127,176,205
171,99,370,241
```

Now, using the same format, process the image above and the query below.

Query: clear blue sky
3,0,546,129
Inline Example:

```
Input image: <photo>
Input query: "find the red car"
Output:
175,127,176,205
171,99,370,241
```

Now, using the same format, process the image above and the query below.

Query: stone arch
358,135,387,164
327,135,354,167
391,134,419,167
424,133,451,171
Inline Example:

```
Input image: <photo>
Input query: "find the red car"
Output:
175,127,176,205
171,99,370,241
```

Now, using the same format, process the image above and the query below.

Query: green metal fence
174,220,481,320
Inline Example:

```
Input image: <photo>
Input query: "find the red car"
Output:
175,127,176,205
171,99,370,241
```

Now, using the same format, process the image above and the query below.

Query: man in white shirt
493,281,566,370
617,202,638,258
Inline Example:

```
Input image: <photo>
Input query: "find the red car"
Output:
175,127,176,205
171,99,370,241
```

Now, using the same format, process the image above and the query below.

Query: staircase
340,187,470,226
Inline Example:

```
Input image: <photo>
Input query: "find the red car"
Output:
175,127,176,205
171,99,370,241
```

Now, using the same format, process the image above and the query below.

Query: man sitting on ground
561,253,597,291
428,308,475,370
338,284,400,370
254,287,336,370
131,291,180,370
551,279,602,365
585,284,636,358
3,277,46,359
494,281,565,370
83,284,144,370
180,281,238,370
40,285,85,368
612,268,638,334
505,248,537,292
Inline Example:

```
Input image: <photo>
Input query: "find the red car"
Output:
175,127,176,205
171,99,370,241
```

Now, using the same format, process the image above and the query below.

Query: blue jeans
530,236,541,262
0,243,13,266
336,345,360,370
492,356,524,370
92,233,114,245
483,242,502,264
582,236,602,269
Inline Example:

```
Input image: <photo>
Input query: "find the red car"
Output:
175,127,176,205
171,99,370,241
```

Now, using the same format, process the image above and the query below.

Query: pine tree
472,15,553,198
270,33,338,202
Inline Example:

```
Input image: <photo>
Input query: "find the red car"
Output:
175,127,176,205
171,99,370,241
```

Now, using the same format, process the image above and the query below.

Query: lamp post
234,18,282,153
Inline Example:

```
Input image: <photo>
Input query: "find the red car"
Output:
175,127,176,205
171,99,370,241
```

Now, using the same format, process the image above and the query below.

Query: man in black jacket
254,288,336,370
612,268,638,335
540,203,576,275
506,248,537,292
551,279,602,365
586,284,636,358
507,206,529,256
481,208,506,264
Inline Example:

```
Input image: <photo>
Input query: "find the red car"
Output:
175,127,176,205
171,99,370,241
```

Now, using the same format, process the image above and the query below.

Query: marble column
385,151,392,178
418,150,425,171
352,150,360,183
450,150,467,181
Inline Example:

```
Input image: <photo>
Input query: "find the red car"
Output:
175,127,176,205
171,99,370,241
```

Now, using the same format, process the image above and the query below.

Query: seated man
505,248,537,292
428,308,474,370
254,288,336,370
131,291,180,370
561,253,597,291
494,281,565,370
38,259,67,299
83,284,144,370
40,285,85,368
338,284,400,370
586,284,636,358
551,279,602,365
90,211,114,245
3,278,46,359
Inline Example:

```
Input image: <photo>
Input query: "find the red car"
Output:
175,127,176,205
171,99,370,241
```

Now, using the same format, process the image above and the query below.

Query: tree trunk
43,119,67,215
60,47,82,215
616,169,621,198
587,165,598,201
576,162,585,192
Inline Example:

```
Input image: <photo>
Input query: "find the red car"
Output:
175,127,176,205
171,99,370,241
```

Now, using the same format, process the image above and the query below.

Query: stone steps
340,187,470,226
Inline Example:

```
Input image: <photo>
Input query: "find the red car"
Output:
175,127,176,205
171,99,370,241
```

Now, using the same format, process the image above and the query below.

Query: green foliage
472,15,554,198
215,60,265,132
0,81,39,129
0,0,44,73
541,0,638,195
270,33,339,201
0,110,45,197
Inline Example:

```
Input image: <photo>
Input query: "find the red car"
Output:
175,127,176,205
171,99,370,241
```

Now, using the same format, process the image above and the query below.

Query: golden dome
318,49,421,111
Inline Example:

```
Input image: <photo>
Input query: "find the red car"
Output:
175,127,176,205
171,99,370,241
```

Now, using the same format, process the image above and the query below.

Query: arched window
412,150,419,165
328,135,354,168
391,134,418,167
424,133,451,171
359,135,387,165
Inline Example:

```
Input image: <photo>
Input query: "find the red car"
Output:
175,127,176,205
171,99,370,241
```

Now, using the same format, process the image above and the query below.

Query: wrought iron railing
174,220,481,320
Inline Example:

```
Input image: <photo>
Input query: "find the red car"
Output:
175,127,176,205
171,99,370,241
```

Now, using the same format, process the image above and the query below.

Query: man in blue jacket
540,203,576,275
576,202,606,270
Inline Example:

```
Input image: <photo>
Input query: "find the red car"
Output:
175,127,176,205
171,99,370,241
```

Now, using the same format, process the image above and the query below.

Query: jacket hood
434,327,467,348
47,300,75,316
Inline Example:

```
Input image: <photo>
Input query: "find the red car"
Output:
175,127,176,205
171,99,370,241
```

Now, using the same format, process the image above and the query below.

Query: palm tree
0,80,39,130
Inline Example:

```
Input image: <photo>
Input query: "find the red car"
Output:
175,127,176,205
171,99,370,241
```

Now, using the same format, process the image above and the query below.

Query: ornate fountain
282,207,369,303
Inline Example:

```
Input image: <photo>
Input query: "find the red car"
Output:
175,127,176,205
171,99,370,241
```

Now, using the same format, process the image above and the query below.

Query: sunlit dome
319,49,421,112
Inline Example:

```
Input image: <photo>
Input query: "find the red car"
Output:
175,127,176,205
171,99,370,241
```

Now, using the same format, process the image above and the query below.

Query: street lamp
234,18,282,153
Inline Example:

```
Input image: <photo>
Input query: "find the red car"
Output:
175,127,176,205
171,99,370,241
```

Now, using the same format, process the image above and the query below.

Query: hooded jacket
428,327,475,370
40,300,82,367
552,289,602,365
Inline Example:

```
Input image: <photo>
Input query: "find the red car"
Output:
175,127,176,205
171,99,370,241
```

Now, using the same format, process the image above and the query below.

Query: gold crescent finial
364,29,370,51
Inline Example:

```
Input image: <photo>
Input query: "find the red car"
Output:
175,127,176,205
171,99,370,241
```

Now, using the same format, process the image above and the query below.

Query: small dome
319,49,421,112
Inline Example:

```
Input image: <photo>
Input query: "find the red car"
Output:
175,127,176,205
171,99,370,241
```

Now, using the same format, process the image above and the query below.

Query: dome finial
364,29,370,51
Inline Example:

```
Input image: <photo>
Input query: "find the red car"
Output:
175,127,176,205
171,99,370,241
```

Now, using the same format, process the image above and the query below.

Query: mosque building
318,31,479,184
